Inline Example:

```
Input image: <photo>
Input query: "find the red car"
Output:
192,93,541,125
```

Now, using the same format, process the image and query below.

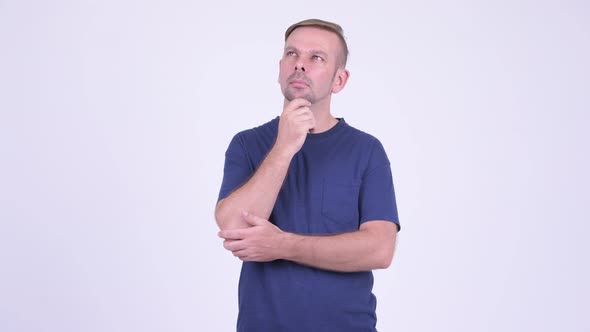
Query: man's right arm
215,147,292,230
215,98,314,230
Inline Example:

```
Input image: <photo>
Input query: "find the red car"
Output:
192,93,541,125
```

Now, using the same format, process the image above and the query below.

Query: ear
331,68,350,94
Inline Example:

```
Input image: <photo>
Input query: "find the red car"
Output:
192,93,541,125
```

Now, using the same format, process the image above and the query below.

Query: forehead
284,26,342,54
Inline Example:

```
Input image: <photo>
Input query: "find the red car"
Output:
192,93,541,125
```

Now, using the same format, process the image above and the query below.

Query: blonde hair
284,19,349,66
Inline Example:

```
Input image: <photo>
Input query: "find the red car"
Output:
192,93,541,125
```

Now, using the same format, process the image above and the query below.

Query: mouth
289,79,309,87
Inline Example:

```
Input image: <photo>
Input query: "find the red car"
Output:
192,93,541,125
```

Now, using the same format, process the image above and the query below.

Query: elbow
375,249,394,269
361,221,397,270
214,199,246,230
373,238,396,270
214,200,230,230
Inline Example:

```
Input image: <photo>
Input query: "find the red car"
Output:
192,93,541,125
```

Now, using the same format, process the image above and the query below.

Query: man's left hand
218,212,285,262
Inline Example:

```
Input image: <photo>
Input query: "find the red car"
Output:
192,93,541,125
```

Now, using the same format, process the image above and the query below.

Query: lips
289,79,309,87
287,73,311,87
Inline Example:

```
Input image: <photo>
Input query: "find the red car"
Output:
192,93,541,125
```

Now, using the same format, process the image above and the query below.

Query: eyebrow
284,46,329,58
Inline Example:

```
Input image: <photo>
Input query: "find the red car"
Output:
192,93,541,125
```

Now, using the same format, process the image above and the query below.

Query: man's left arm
219,212,397,272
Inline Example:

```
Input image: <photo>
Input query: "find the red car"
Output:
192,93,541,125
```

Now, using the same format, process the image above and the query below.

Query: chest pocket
321,180,361,227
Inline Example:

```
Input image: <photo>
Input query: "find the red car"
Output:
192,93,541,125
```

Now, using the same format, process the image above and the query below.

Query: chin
284,90,314,103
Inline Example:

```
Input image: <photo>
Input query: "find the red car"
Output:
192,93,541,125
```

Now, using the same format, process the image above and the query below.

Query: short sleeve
217,134,254,201
359,139,400,231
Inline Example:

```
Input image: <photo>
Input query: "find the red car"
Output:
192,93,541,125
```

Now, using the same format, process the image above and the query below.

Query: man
215,19,400,332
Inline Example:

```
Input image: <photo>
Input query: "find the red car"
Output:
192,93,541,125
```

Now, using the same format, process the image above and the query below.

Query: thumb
242,211,265,226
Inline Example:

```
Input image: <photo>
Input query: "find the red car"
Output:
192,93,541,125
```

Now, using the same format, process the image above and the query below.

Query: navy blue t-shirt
218,117,399,332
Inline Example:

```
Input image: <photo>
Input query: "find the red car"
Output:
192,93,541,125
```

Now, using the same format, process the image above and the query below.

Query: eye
285,51,297,57
312,55,324,61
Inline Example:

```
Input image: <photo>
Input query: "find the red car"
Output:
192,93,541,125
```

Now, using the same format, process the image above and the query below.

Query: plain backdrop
1,1,588,331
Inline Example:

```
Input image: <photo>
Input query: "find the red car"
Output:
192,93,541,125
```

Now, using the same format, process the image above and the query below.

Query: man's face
279,27,344,104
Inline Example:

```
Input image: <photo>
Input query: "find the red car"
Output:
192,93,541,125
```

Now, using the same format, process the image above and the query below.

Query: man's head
279,19,350,105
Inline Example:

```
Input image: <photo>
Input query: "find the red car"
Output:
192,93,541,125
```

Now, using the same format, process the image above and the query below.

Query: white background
1,1,588,331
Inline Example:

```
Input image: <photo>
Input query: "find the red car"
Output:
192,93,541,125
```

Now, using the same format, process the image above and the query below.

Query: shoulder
341,120,383,148
341,120,390,165
225,117,279,157
233,117,279,141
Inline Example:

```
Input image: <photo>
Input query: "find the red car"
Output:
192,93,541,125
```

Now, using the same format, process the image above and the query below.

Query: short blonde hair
284,18,349,66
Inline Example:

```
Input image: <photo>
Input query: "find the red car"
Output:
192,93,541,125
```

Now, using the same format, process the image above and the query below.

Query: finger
224,239,244,251
232,249,247,259
218,229,244,240
286,112,314,133
298,111,315,128
291,98,312,107
223,239,238,246
283,107,310,122
292,107,312,119
242,211,265,226
285,98,311,112
292,107,314,121
233,249,252,261
308,116,316,132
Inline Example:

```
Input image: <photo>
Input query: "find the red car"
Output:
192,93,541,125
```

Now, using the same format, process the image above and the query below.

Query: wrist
269,143,296,162
279,231,298,261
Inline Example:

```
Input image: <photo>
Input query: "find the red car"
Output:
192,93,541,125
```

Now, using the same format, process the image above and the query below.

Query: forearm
280,221,397,272
215,146,292,230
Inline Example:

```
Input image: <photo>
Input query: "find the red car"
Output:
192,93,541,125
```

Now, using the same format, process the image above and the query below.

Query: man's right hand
274,98,316,157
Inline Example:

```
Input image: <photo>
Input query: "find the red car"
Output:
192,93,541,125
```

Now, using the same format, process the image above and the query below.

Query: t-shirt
218,117,400,332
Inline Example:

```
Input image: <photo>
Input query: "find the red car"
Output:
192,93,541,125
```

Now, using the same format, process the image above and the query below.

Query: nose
295,62,306,72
